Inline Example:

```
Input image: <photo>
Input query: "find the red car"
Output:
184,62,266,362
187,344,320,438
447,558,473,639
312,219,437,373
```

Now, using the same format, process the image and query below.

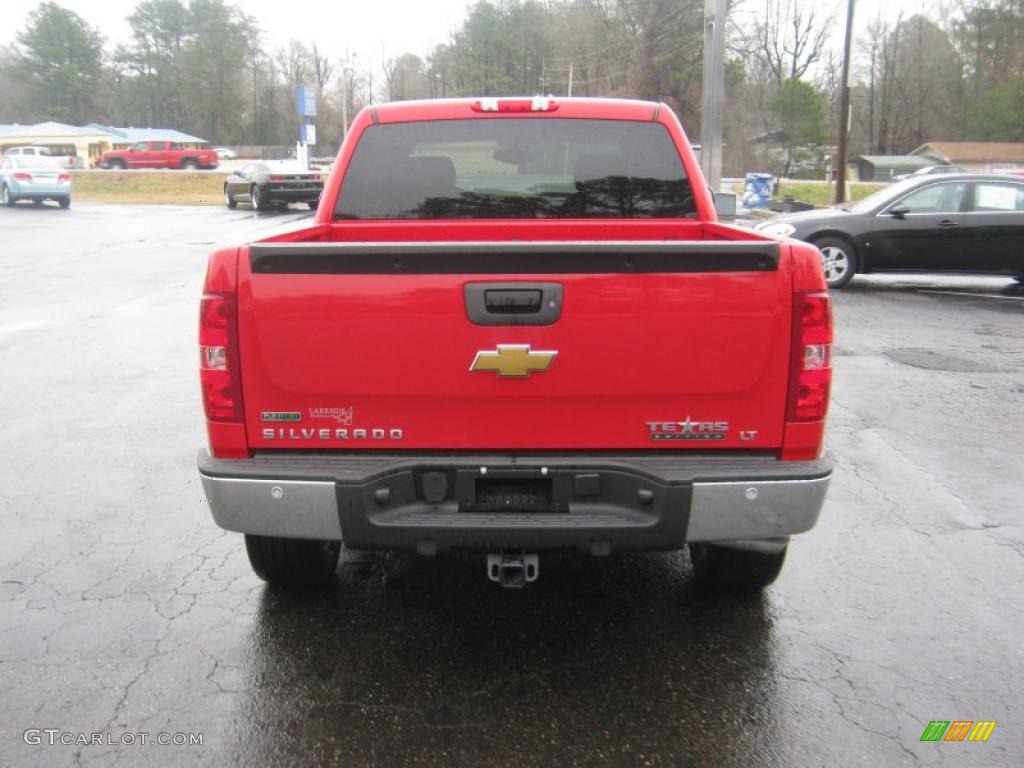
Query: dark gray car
224,162,324,211
754,174,1024,288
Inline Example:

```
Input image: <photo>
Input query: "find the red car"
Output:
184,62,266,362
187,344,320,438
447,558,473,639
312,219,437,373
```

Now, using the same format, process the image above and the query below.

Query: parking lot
1,204,1022,767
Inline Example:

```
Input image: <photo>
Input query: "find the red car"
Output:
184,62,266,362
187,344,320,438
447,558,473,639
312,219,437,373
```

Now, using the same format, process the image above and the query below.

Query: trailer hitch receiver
487,552,539,588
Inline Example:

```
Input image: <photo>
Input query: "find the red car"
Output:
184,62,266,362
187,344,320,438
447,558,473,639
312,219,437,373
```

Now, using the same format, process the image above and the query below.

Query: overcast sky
1,0,473,67
1,0,934,74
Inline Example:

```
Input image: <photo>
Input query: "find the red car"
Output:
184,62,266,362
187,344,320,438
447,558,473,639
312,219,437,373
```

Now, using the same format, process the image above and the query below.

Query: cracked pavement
1,204,1022,766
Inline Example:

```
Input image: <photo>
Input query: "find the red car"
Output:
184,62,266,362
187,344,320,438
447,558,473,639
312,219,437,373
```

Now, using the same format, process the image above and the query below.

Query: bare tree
311,43,334,93
746,0,836,86
382,53,430,101
855,12,958,154
381,55,399,101
814,47,842,142
862,12,902,153
426,43,451,98
277,39,310,89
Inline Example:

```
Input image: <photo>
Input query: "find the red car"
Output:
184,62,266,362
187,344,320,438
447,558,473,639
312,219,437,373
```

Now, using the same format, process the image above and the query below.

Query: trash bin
742,172,775,209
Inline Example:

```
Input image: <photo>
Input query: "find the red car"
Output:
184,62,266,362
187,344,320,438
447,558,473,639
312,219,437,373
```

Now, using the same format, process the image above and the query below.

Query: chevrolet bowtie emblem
470,344,557,378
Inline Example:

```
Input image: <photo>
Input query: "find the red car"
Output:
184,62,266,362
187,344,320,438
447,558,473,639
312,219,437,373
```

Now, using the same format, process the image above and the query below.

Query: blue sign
296,85,317,117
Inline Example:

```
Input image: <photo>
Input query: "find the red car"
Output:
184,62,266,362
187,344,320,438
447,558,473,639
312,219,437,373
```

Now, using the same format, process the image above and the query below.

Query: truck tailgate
237,240,792,451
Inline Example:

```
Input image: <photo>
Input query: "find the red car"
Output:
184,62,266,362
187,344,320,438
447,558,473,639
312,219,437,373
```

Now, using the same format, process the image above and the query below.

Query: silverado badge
470,344,557,378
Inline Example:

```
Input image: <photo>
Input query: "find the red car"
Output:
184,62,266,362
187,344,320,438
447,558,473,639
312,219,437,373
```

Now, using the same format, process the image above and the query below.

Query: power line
542,3,699,66
553,33,703,88
545,24,702,92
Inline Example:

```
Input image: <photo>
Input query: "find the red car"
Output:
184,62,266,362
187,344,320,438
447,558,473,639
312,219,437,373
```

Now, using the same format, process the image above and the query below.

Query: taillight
269,175,285,182
13,172,31,181
199,293,243,422
787,291,832,421
58,172,70,182
471,97,559,112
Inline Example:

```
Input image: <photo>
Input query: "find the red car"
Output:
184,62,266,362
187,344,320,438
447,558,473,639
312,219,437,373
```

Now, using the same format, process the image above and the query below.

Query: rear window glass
335,118,696,220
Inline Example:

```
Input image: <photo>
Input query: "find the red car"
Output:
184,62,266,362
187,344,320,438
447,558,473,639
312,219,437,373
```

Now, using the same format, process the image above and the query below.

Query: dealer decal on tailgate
646,417,729,441
261,406,402,440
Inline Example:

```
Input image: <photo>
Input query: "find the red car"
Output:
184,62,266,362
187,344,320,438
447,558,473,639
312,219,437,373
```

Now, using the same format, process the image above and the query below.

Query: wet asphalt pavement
1,203,1022,767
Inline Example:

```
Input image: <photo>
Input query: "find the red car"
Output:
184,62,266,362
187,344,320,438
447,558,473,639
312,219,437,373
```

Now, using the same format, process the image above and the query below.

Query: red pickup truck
197,97,833,592
98,141,219,170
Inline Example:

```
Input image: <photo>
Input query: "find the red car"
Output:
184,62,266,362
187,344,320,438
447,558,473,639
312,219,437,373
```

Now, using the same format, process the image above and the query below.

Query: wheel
181,159,199,170
108,159,125,170
812,236,858,289
244,535,340,587
224,185,236,208
59,197,70,209
1,184,14,206
307,200,318,210
689,542,787,593
251,184,270,211
33,198,43,206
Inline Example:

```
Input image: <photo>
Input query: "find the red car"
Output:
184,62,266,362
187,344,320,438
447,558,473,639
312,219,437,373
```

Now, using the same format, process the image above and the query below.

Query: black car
755,174,1024,288
224,162,324,211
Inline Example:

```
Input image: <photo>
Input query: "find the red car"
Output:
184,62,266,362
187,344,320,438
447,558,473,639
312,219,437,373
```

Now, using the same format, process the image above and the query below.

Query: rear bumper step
198,450,831,552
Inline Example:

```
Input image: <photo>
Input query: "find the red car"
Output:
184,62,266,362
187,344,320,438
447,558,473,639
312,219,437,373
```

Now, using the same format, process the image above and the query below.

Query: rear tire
811,236,858,289
689,542,787,593
59,197,70,209
181,158,199,170
251,184,270,211
108,159,125,170
307,200,318,210
224,185,237,208
245,535,341,588
1,184,14,206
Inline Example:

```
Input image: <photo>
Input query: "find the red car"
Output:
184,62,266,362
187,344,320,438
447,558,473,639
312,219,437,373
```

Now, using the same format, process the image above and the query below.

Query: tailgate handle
465,282,563,326
485,289,542,313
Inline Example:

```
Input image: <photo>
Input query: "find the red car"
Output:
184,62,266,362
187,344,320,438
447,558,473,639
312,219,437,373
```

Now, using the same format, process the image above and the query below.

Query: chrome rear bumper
198,450,832,551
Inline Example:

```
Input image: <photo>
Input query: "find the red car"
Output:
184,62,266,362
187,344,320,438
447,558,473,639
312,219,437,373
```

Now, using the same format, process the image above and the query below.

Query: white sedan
0,155,71,208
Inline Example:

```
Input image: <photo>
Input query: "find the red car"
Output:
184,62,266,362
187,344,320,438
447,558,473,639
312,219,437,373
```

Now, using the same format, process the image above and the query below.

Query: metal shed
854,155,936,182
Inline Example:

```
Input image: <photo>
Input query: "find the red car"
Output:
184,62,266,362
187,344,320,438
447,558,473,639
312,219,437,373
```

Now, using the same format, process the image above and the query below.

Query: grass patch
70,171,225,205
774,181,885,207
730,180,887,207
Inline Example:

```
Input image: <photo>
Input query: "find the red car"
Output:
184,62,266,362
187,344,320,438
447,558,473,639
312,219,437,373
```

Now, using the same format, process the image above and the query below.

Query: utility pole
567,63,574,97
699,0,727,191
342,65,353,138
835,0,856,204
